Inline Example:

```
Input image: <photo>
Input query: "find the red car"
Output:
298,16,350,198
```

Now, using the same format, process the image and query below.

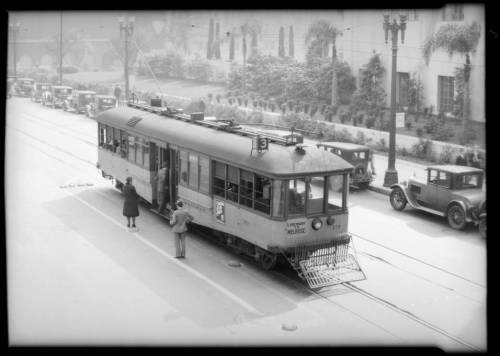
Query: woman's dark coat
122,183,139,217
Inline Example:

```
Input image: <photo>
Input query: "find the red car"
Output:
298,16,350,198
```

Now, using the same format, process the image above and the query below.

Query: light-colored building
8,6,485,122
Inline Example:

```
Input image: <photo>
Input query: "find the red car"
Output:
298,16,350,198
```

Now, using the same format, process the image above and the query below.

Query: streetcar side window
272,180,285,218
143,141,150,169
105,125,113,151
226,166,239,203
213,161,226,198
255,174,271,214
199,156,210,195
120,130,127,158
179,150,189,186
98,123,105,148
239,169,254,208
188,154,199,190
128,135,135,162
136,137,143,166
113,128,120,153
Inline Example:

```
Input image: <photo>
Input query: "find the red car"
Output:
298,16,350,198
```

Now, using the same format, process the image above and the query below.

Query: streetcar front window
272,180,285,218
328,174,346,211
307,176,325,214
288,178,306,215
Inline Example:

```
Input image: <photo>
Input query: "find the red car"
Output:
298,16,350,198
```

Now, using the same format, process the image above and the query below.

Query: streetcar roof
318,141,369,151
97,107,354,177
53,86,72,89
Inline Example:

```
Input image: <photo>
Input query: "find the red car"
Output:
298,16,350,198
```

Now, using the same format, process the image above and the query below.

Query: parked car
12,77,35,97
317,142,374,189
63,90,96,114
31,82,52,103
478,199,486,238
389,165,486,233
42,85,73,108
7,76,16,98
85,94,116,118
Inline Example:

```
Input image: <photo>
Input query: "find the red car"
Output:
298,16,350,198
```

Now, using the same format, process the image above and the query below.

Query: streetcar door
153,145,169,209
169,148,179,208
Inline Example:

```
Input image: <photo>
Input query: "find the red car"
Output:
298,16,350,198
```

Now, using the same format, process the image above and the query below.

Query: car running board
406,198,446,217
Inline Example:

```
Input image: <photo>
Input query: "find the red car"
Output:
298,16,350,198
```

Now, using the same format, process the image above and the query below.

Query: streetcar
95,101,366,288
31,82,52,103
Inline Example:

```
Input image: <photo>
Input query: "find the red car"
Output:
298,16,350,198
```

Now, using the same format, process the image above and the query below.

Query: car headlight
312,218,323,231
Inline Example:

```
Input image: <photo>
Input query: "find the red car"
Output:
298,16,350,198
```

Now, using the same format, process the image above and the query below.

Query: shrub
424,115,440,134
398,147,409,157
431,124,454,142
186,56,212,81
411,138,434,160
355,131,366,145
207,93,213,102
365,116,376,129
375,138,387,152
215,94,221,103
416,127,424,138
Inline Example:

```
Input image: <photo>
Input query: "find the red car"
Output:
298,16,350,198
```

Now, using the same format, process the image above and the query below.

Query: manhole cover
228,260,242,267
281,324,298,331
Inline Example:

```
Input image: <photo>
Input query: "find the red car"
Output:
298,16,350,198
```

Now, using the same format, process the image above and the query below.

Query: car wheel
447,205,467,230
478,217,486,238
390,188,407,211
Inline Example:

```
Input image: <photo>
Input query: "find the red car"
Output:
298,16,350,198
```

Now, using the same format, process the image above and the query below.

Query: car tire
478,217,486,238
390,188,407,211
447,205,467,230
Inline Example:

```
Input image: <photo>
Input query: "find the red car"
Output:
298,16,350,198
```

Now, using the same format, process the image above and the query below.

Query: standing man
114,84,122,107
170,200,194,258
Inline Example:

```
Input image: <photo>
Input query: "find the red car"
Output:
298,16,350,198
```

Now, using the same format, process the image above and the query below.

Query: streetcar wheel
259,250,277,270
478,218,486,238
447,205,466,230
390,188,407,211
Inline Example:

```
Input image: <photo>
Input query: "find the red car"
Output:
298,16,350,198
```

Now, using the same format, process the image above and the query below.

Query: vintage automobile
12,77,35,97
63,90,96,114
316,141,374,189
85,94,116,118
478,199,486,238
389,165,486,233
42,86,73,108
7,76,16,98
31,82,52,103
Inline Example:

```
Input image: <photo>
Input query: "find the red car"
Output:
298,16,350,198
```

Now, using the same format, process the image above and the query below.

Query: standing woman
123,176,139,228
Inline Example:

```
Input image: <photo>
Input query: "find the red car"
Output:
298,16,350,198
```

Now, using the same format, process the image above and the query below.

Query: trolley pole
119,16,134,102
9,22,21,78
382,13,406,187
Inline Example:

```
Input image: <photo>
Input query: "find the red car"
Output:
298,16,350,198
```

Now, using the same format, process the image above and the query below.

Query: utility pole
9,22,21,78
59,12,63,85
119,15,134,101
383,13,407,187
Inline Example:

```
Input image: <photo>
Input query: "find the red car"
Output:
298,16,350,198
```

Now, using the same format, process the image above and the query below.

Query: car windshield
461,173,481,189
352,151,367,160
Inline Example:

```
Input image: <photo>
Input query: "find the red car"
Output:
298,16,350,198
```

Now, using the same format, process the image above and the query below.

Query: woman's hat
126,176,132,183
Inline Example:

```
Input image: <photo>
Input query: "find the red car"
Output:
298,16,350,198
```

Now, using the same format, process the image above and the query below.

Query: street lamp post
119,16,135,101
383,13,407,187
9,22,21,78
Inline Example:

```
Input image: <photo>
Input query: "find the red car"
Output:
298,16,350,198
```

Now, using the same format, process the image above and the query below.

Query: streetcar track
351,232,486,288
8,101,485,350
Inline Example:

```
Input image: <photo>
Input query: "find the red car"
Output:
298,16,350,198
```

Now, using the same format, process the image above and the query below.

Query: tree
207,18,214,59
305,20,342,107
351,53,387,123
229,31,235,61
278,27,285,58
214,22,221,59
289,25,294,58
422,21,481,142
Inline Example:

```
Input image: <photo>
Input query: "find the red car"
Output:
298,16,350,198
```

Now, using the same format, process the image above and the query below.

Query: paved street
6,97,486,349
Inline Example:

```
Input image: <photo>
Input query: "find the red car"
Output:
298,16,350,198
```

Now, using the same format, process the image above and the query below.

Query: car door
418,169,439,207
432,171,452,212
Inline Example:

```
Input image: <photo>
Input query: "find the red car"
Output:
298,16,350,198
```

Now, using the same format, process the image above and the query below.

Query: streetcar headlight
326,216,335,225
312,218,323,231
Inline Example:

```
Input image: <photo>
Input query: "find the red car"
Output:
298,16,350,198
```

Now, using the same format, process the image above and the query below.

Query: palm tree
422,21,481,142
305,20,342,107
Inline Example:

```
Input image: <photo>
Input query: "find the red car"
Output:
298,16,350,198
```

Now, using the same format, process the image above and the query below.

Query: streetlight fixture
119,15,135,101
382,12,407,187
9,22,21,78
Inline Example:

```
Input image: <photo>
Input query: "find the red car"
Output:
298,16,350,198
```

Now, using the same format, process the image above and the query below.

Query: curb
367,185,391,196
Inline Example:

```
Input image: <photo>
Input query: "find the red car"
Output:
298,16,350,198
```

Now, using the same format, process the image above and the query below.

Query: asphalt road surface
6,98,486,350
